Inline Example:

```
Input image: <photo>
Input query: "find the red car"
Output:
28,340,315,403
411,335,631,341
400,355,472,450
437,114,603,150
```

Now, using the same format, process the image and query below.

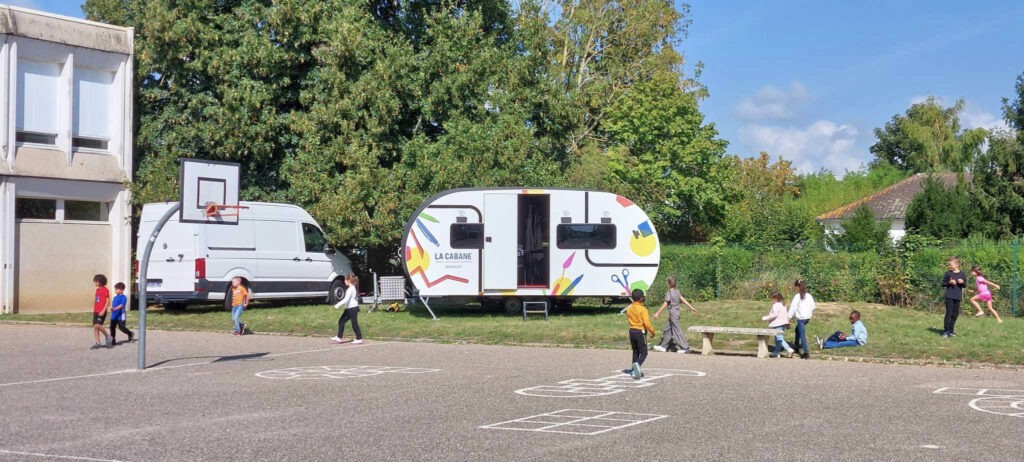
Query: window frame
449,223,485,249
301,223,329,253
72,66,115,153
14,197,57,221
555,223,618,250
15,57,62,148
14,197,110,224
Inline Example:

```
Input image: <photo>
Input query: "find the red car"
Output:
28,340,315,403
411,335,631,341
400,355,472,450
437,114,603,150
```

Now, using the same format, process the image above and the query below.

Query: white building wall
0,6,133,313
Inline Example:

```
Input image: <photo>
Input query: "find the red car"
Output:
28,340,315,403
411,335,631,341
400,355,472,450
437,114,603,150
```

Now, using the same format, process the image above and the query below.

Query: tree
602,72,733,241
958,72,1024,239
830,204,892,252
869,97,988,173
717,152,818,247
905,175,974,239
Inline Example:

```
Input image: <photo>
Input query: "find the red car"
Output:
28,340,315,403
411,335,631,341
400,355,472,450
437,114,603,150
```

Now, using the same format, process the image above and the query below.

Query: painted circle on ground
256,366,386,380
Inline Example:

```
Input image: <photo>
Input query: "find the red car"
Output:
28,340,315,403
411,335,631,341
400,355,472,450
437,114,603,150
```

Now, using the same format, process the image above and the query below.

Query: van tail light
195,258,206,279
134,260,139,277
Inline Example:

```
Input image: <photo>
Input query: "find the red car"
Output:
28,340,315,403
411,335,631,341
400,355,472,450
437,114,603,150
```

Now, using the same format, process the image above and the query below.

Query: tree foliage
869,97,988,173
718,152,818,247
84,0,731,253
968,72,1024,238
830,204,892,252
905,175,974,240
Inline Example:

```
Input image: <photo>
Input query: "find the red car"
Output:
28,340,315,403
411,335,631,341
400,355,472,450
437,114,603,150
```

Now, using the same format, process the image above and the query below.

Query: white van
138,201,353,309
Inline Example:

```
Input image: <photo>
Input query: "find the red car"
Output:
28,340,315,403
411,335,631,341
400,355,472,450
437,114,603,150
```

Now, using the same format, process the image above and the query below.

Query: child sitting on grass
625,288,655,380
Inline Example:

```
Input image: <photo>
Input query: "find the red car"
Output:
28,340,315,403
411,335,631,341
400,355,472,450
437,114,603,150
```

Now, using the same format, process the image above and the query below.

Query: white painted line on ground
481,409,668,435
0,341,392,388
516,369,705,398
0,449,129,462
255,364,440,380
933,386,1024,418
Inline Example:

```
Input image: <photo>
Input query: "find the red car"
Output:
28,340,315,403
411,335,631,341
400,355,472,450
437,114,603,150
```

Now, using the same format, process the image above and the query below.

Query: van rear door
138,205,196,295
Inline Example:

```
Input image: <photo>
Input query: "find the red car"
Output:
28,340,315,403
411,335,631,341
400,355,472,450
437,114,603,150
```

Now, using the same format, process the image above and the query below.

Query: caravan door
483,193,518,289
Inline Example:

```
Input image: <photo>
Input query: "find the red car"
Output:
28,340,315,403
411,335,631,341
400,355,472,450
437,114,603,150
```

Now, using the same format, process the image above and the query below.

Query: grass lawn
3,300,1022,365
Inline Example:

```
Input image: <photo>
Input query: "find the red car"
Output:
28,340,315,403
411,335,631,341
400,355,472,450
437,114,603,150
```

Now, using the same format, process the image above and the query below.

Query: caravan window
302,223,328,253
556,224,616,249
450,223,484,249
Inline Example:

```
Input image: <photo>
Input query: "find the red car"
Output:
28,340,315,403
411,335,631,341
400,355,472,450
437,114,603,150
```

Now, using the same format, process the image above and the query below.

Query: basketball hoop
205,202,249,218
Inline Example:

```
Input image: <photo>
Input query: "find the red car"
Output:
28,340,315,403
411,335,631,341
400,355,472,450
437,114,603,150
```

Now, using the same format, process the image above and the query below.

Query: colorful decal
629,280,649,292
611,269,631,292
616,196,634,207
521,189,546,194
629,220,657,257
419,212,439,223
560,274,584,295
406,219,468,288
551,252,584,296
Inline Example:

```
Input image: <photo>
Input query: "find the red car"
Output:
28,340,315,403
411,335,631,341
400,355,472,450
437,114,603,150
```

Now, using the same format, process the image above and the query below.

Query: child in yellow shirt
625,288,655,380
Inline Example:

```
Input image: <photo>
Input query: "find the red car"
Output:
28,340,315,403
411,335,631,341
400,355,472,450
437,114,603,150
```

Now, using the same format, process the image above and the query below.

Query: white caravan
138,201,353,309
401,188,660,313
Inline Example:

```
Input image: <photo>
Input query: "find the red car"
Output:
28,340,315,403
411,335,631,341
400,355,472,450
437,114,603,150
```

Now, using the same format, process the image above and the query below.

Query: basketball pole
137,202,181,370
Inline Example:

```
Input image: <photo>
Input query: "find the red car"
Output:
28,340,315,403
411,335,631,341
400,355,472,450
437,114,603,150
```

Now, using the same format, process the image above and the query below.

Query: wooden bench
687,326,780,359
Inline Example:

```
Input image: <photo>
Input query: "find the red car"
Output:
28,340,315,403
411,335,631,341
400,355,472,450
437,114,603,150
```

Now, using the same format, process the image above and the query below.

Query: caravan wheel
503,297,523,315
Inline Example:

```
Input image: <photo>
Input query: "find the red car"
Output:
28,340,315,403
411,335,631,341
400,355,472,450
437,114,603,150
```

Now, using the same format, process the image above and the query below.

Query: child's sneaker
785,346,795,354
351,339,364,345
652,345,667,352
948,332,958,337
631,362,641,380
105,336,113,348
815,336,824,350
127,333,134,343
330,336,343,343
677,348,689,354
233,331,240,336
239,323,246,335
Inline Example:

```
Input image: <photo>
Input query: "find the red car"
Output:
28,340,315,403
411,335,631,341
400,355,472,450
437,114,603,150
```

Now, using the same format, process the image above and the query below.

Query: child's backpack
827,331,846,342
386,302,402,312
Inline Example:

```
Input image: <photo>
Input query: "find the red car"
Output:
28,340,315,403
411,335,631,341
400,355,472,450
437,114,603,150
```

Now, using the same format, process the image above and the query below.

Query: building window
16,59,61,146
302,223,328,253
556,224,617,250
64,200,109,222
15,198,57,220
450,223,484,249
73,68,114,151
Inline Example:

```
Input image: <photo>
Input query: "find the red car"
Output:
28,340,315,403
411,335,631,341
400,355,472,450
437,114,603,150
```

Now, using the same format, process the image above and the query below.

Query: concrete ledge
688,325,778,336
0,5,132,54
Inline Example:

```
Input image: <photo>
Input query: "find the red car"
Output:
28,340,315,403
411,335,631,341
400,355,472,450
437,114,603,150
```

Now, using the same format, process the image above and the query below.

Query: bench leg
757,335,769,358
701,333,714,356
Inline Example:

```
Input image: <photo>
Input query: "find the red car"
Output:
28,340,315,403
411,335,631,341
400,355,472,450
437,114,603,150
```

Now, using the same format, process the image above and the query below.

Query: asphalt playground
0,324,1022,461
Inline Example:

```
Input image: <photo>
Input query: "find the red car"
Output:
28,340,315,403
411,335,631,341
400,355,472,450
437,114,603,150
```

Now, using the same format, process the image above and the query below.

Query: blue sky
683,0,1024,174
21,0,1024,174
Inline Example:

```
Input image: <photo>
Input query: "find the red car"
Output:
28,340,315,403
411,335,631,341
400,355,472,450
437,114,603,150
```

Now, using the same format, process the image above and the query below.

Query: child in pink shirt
762,291,794,358
969,265,1003,323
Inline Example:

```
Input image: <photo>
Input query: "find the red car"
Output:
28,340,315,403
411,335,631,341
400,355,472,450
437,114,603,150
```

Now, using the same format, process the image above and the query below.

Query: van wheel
503,297,523,315
328,278,345,304
223,286,234,311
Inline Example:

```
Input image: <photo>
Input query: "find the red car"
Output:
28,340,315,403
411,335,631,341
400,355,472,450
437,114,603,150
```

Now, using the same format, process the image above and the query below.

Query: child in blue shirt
109,282,134,345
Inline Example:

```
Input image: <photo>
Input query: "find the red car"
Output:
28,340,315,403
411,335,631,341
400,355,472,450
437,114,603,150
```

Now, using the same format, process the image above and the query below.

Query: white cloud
739,120,864,174
734,81,809,121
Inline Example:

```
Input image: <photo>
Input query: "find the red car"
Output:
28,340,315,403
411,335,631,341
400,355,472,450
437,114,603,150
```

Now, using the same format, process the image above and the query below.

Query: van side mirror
326,246,336,255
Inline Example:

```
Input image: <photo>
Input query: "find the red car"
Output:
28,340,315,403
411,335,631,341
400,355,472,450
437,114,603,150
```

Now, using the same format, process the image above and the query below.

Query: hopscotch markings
516,368,705,398
480,409,667,435
932,387,1024,418
255,365,441,380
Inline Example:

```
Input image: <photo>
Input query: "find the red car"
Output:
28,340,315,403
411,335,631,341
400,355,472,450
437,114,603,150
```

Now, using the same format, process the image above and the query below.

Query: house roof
816,172,971,221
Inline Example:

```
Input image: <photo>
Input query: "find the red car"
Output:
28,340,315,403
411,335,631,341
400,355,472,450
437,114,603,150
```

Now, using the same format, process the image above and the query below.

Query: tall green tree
905,175,974,239
969,72,1024,238
869,97,988,173
830,204,892,252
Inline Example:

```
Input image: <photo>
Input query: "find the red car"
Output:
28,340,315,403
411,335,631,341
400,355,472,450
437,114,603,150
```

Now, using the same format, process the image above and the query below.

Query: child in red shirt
91,274,112,349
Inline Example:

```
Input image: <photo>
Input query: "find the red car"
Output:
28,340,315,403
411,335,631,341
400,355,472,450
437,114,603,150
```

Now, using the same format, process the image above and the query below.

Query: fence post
715,253,722,300
1014,238,1019,317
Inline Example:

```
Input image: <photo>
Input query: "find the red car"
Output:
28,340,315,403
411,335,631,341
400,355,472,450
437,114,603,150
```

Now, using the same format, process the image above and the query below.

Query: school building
0,6,134,313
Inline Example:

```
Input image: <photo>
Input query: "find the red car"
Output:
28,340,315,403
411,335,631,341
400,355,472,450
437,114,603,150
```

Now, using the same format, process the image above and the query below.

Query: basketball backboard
179,158,241,224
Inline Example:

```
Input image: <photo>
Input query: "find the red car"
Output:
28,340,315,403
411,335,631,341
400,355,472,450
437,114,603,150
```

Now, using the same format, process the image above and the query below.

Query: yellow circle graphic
630,233,657,257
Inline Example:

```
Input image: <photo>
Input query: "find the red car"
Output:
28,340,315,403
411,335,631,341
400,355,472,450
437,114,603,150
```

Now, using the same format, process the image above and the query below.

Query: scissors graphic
611,269,630,291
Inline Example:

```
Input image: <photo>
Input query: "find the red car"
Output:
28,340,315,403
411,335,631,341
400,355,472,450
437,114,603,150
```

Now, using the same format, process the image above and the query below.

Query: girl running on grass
969,265,1003,323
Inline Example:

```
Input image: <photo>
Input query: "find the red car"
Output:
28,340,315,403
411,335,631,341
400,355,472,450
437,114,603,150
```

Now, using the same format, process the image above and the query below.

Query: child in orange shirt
625,288,655,380
229,277,249,336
